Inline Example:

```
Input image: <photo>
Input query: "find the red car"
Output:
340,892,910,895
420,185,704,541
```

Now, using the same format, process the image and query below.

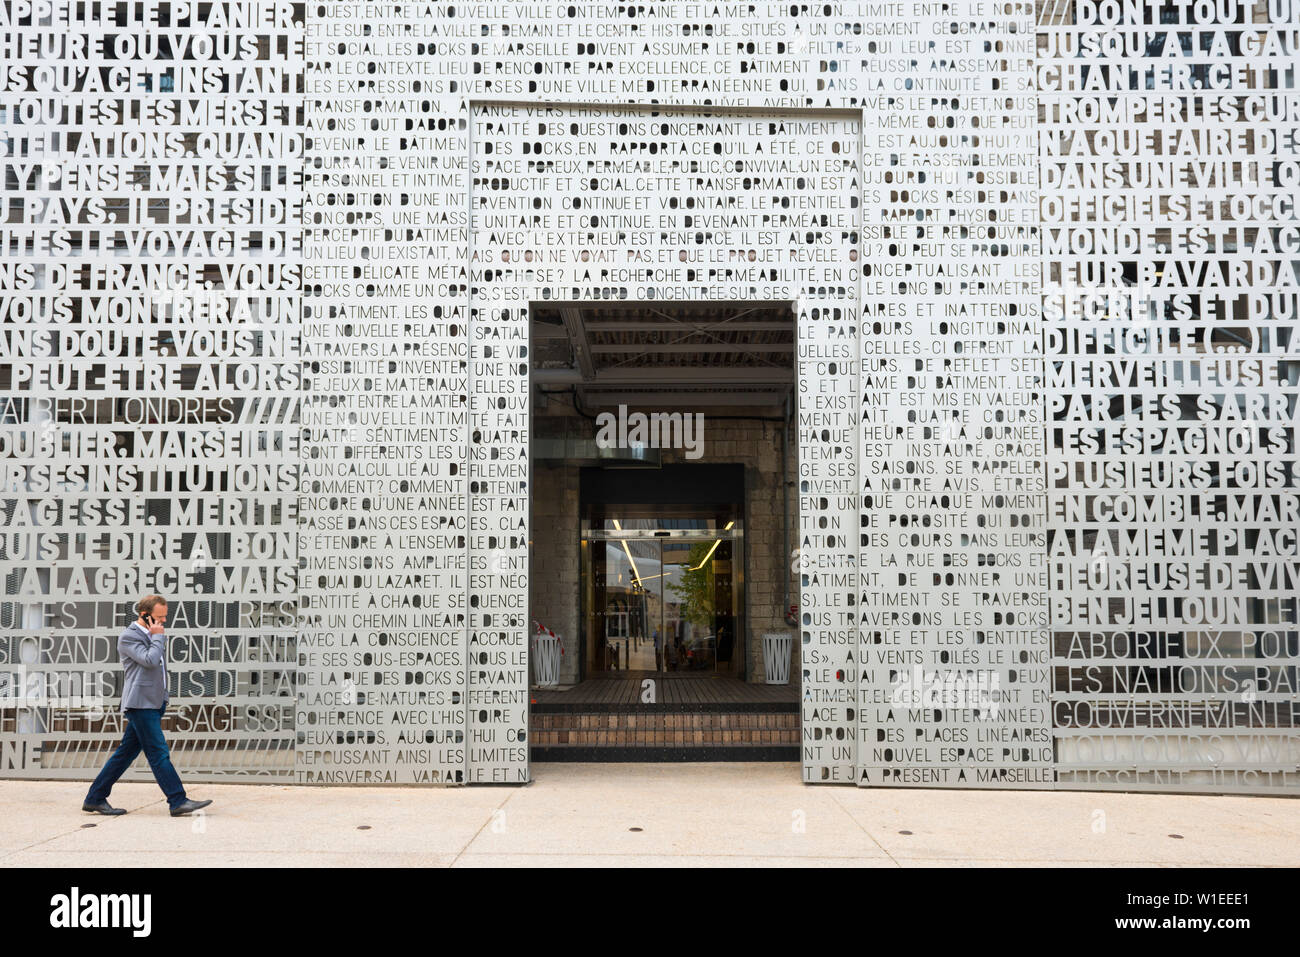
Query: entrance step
530,711,799,761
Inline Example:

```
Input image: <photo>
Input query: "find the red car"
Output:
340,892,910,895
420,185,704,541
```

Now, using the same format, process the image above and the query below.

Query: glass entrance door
582,509,744,678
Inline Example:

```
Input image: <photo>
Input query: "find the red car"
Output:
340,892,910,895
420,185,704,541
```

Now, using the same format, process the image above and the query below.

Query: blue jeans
85,705,187,810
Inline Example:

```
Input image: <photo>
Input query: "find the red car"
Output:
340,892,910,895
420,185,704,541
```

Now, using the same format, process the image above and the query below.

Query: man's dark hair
136,594,167,617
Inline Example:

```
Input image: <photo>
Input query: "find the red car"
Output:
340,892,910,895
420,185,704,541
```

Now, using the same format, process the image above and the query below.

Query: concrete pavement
3,763,1297,867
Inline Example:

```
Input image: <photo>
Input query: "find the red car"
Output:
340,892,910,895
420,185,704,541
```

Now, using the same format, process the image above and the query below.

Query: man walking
82,595,213,817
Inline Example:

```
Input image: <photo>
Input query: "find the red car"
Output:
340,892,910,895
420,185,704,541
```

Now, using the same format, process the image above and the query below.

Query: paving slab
452,854,893,867
2,850,458,868
463,763,890,861
826,785,1300,867
0,780,506,864
2,765,1296,867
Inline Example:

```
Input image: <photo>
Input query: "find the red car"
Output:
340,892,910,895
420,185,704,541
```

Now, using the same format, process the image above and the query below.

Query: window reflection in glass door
601,538,662,671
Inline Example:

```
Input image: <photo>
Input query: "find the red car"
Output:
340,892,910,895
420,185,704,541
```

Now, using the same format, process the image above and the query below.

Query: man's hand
147,621,165,635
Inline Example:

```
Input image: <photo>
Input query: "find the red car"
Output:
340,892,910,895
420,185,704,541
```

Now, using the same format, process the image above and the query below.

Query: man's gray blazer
118,624,169,712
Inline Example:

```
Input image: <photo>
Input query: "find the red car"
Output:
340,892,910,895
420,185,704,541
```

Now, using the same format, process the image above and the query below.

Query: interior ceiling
530,301,795,414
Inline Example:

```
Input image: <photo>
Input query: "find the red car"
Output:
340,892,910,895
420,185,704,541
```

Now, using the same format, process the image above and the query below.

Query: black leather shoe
82,801,127,815
169,799,213,817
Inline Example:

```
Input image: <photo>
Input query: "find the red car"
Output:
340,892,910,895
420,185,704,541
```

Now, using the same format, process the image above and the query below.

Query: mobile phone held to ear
143,613,154,626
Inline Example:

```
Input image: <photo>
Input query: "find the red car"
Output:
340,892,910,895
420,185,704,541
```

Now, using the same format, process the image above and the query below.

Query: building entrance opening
528,301,800,760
